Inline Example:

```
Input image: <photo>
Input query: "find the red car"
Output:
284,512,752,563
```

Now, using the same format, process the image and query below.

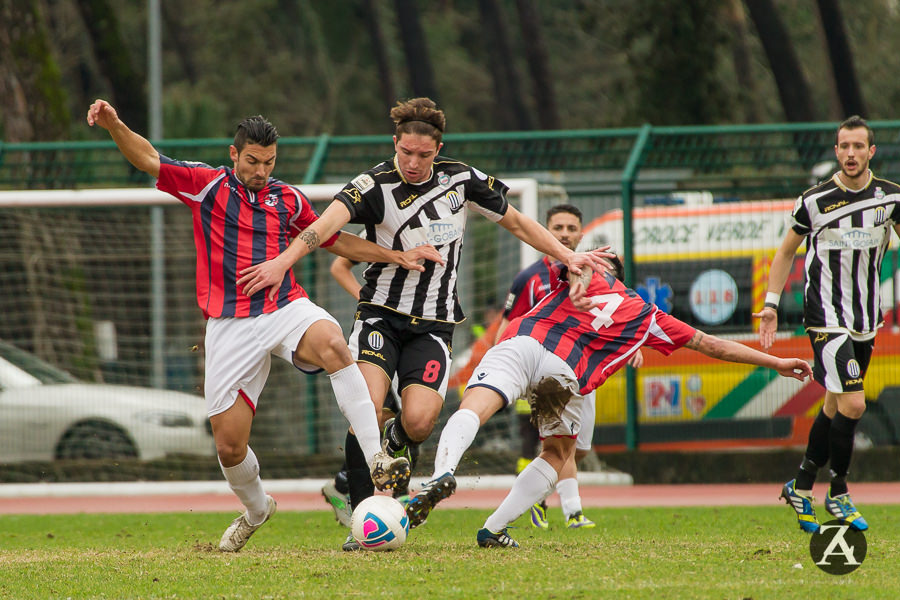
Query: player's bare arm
327,233,444,271
498,206,613,275
687,330,812,381
238,201,351,299
752,229,804,350
86,99,161,178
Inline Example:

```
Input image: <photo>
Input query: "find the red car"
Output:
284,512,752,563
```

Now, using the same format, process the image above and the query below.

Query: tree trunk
744,0,816,123
394,0,439,102
0,0,70,141
478,0,531,130
515,0,559,130
362,0,397,122
816,0,867,118
74,0,147,134
161,0,197,83
725,0,760,123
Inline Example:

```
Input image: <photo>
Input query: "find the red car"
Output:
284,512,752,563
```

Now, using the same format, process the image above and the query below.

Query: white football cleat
219,495,277,552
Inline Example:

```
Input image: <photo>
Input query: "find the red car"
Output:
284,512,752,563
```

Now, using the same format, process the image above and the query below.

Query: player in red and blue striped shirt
407,258,813,546
87,99,440,552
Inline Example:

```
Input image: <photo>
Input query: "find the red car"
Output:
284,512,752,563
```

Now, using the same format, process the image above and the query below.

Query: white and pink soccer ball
350,495,410,551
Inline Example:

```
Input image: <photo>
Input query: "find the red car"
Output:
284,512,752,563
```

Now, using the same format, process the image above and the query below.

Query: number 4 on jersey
588,294,624,329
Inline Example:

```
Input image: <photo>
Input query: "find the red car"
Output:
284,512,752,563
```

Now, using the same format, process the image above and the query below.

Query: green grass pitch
1,505,897,599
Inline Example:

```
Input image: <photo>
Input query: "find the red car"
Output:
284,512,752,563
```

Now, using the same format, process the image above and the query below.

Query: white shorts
576,390,596,451
466,336,586,440
204,297,340,417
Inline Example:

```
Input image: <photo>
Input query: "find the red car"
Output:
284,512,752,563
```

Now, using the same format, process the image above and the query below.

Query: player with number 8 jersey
235,98,612,550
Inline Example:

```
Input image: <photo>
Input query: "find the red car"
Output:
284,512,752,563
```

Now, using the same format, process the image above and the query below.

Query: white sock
484,457,558,532
556,478,582,518
329,364,381,466
433,409,481,477
220,446,268,524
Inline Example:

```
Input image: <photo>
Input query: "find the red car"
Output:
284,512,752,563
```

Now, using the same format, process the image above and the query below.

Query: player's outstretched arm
752,229,804,350
86,99,160,178
327,232,444,271
497,206,613,275
686,330,812,381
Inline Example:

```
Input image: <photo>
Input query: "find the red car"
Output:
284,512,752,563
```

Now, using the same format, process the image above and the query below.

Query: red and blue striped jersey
500,268,696,395
156,155,336,318
502,256,555,321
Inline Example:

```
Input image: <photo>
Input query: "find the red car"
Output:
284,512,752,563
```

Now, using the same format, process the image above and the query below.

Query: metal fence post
621,124,652,450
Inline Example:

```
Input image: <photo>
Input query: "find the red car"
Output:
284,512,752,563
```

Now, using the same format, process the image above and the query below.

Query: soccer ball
350,495,409,551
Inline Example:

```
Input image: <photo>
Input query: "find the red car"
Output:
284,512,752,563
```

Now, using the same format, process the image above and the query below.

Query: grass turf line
0,505,897,599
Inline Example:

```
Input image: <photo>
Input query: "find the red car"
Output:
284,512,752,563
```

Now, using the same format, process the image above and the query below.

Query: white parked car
0,340,215,462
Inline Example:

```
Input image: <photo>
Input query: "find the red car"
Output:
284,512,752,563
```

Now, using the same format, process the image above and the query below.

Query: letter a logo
809,520,867,575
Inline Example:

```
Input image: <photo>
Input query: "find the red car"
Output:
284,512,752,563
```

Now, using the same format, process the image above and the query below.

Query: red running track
0,482,897,515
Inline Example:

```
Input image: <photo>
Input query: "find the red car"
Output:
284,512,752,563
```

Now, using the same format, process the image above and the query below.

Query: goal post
0,179,543,479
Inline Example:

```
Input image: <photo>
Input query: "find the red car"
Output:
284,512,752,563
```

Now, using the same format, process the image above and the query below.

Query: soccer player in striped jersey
406,258,812,547
237,97,611,550
87,99,441,552
756,115,900,534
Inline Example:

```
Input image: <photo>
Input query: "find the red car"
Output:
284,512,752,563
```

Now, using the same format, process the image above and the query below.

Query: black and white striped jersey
791,171,900,337
335,155,509,322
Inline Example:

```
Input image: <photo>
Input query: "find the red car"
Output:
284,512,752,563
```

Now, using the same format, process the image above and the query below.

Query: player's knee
313,335,354,372
539,442,569,465
401,416,435,443
840,397,866,419
216,439,248,467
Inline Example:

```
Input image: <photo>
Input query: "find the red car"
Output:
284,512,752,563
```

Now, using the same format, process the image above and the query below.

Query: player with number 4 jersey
408,259,813,547
500,261,688,394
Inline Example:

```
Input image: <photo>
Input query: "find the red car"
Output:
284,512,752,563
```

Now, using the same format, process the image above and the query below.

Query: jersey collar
833,169,873,193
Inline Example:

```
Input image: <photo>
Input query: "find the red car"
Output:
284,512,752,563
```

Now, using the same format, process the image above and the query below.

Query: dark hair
609,255,625,282
391,97,445,145
838,115,873,147
546,203,582,225
234,115,279,152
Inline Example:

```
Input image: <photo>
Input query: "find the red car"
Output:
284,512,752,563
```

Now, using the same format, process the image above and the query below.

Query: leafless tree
74,0,147,133
478,0,531,130
515,0,558,130
816,0,867,118
395,0,439,101
744,0,816,122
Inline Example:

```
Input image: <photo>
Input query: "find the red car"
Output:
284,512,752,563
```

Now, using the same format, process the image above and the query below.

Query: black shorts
808,330,874,393
349,304,455,398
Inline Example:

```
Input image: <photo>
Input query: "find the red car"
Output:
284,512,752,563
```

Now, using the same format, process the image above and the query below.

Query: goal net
0,180,561,482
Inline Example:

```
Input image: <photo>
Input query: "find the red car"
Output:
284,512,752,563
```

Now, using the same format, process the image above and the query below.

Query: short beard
237,173,265,192
841,160,867,180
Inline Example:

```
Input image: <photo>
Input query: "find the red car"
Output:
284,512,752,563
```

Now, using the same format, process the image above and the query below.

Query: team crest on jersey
437,172,451,188
351,174,375,193
446,190,462,211
875,186,884,200
264,194,278,207
874,206,886,226
367,331,384,351
847,359,861,378
346,188,363,204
